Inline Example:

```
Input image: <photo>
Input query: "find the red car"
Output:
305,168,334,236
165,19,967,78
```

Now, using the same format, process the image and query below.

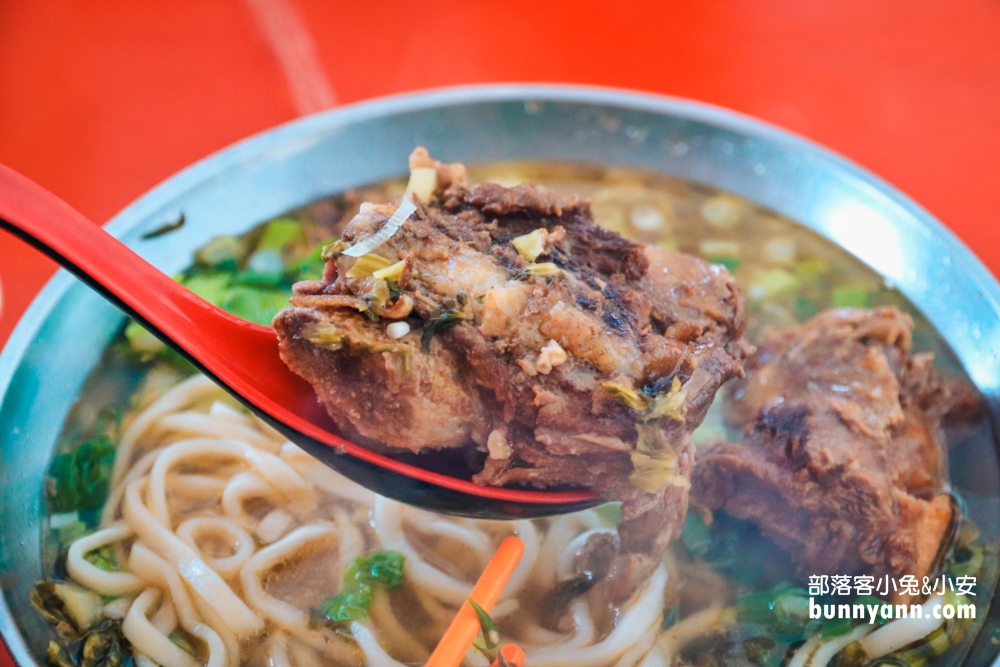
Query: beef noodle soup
32,163,998,667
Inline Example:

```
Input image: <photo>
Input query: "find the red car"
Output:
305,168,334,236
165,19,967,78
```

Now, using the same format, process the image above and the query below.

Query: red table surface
1,1,999,664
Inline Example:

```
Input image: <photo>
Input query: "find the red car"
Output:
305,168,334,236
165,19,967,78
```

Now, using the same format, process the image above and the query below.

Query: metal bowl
2,85,999,666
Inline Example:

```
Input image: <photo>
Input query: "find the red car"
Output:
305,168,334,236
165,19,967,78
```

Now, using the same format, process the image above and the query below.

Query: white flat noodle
860,596,945,660
350,622,408,667
343,197,417,257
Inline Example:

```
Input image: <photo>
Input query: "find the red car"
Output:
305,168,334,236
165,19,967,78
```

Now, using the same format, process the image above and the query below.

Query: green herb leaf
48,436,116,513
350,550,406,590
316,588,372,625
314,551,405,626
818,616,854,638
183,271,233,303
468,598,501,651
421,300,466,352
219,286,289,326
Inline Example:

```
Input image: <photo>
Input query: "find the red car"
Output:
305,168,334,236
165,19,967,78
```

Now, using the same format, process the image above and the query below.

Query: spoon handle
0,164,275,358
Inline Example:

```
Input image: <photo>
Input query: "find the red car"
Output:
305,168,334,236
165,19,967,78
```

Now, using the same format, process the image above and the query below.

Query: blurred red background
2,1,1000,349
1,1,999,664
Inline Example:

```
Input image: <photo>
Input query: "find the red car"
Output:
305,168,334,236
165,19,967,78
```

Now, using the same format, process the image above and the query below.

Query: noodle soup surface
35,163,998,667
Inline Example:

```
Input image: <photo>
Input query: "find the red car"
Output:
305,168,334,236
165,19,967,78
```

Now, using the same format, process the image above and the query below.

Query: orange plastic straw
424,535,525,667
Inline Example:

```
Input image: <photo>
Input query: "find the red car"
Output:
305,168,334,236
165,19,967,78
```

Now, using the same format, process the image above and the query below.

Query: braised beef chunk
691,307,955,590
274,148,749,601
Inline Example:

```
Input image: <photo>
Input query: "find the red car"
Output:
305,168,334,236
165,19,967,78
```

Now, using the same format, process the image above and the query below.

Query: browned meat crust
691,307,955,592
273,150,749,602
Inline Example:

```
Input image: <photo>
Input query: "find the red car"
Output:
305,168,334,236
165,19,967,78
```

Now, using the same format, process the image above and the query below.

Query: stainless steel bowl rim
2,83,999,666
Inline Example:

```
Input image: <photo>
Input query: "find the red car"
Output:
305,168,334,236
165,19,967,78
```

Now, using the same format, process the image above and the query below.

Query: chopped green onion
363,342,412,372
321,240,349,262
748,268,798,300
301,323,344,350
257,218,304,251
85,544,120,572
346,254,393,280
512,229,547,263
794,257,828,282
832,285,871,308
514,262,563,280
372,259,407,282
601,381,649,411
404,167,437,203
468,598,501,651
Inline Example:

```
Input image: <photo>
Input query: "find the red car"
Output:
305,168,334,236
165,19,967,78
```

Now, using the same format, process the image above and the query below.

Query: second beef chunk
274,149,749,603
692,307,954,589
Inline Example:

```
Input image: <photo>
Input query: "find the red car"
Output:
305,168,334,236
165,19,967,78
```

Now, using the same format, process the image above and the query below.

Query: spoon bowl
0,164,600,519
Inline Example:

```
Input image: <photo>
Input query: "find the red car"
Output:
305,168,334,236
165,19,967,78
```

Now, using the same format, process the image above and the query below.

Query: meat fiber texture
691,307,955,600
274,151,749,602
